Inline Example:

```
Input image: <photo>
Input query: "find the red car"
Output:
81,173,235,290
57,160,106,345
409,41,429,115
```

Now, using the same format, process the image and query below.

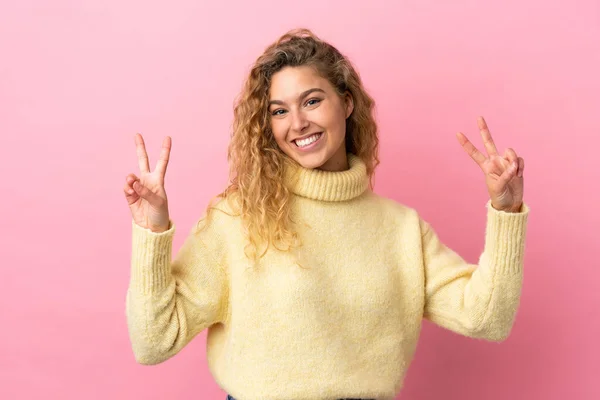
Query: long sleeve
125,217,229,365
421,200,530,341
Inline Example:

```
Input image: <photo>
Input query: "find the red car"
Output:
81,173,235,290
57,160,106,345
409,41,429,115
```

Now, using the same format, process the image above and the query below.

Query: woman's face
268,65,353,172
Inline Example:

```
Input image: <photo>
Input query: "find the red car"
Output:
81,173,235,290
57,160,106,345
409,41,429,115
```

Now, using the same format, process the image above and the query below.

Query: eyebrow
268,88,326,106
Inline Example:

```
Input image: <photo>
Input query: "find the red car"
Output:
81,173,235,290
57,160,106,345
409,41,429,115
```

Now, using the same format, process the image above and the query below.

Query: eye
271,109,286,116
305,98,321,106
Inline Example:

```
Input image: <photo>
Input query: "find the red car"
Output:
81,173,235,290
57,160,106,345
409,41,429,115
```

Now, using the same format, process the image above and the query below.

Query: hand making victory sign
456,116,524,213
123,133,173,232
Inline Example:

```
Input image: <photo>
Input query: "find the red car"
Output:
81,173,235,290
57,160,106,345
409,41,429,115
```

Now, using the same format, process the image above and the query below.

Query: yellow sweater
126,153,530,400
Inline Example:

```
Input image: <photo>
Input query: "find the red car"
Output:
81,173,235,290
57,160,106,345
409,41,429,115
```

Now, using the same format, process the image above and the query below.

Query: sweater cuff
483,200,530,276
130,219,176,295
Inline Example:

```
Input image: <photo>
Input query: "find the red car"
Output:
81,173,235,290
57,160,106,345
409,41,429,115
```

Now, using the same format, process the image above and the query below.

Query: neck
283,153,369,202
316,147,349,172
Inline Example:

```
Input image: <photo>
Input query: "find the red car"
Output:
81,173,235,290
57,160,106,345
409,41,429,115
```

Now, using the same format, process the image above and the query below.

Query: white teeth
295,133,321,148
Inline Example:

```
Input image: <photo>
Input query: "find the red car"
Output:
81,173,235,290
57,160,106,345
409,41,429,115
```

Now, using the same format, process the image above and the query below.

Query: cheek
320,103,346,132
270,119,288,145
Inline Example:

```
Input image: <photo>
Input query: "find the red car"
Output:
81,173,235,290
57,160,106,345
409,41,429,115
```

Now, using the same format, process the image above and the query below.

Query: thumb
133,181,162,205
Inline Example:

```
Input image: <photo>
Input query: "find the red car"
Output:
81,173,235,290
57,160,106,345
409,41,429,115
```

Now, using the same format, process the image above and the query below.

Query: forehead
269,66,331,99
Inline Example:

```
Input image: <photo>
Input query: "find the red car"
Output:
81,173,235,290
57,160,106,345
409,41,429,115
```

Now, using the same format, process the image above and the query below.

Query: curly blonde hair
199,28,380,264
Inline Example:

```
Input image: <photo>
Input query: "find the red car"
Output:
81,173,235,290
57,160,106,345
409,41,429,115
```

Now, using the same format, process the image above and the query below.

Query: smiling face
268,65,354,171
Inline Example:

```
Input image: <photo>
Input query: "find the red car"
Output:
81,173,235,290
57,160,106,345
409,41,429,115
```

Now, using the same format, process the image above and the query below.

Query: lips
293,132,323,147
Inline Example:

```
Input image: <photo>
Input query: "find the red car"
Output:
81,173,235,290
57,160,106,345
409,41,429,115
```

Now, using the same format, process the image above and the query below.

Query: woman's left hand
455,116,524,213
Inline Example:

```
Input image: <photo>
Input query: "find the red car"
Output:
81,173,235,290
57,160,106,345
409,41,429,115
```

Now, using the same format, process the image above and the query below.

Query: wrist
491,202,523,213
150,221,171,233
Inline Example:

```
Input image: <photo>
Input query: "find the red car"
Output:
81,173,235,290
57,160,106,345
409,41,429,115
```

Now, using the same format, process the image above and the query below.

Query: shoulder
192,192,243,234
178,193,244,263
356,190,423,236
365,190,420,220
359,192,430,256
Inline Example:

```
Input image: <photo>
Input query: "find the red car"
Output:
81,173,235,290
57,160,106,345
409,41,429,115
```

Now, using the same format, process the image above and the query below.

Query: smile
294,132,323,149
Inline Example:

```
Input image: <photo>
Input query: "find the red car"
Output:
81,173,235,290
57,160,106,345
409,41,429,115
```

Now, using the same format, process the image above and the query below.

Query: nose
290,109,309,133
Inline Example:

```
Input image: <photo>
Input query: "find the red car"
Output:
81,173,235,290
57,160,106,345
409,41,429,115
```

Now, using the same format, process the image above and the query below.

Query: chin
288,149,331,170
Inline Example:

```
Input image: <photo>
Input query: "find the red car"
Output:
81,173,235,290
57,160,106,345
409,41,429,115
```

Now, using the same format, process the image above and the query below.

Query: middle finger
135,133,151,174
478,116,499,157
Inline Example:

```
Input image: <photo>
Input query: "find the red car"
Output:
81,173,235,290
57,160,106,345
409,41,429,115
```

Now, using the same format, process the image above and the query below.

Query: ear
344,91,354,119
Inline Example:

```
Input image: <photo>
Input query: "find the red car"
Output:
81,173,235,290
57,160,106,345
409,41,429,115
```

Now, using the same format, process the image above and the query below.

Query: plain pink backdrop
1,1,598,399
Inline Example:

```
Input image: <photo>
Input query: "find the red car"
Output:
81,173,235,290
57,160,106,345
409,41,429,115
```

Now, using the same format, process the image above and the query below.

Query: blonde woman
124,29,529,400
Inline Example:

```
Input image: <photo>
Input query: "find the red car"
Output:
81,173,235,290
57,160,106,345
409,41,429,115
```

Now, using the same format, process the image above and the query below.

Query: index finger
135,133,150,174
456,132,486,167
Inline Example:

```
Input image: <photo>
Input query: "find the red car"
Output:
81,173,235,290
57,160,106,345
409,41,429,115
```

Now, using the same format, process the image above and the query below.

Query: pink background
1,1,598,399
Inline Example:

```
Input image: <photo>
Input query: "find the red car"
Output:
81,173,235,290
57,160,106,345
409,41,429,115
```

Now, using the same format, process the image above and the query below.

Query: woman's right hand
123,133,172,233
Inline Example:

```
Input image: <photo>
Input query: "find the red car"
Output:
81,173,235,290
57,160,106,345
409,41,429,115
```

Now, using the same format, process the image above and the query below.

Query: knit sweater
125,153,530,400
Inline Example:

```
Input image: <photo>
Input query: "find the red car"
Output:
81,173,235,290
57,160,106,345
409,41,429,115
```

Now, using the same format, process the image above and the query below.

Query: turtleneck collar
283,153,369,202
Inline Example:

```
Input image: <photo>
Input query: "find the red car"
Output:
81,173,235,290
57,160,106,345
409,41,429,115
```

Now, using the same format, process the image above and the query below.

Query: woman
123,29,529,400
